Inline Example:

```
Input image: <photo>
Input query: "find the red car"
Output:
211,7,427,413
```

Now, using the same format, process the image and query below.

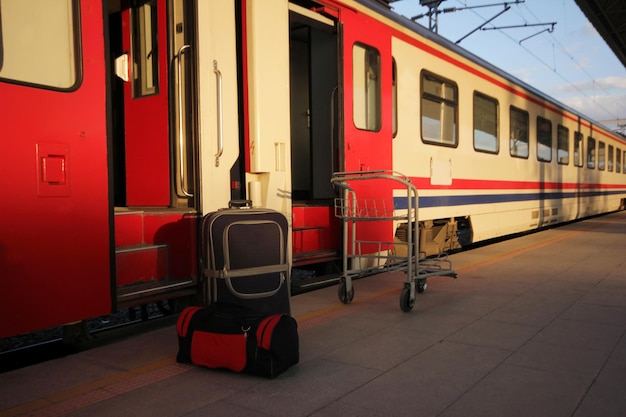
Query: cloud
560,93,626,122
551,76,626,94
582,21,599,38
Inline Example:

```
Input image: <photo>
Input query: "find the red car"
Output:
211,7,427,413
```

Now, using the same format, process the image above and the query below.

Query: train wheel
338,280,354,304
399,286,415,312
417,279,427,293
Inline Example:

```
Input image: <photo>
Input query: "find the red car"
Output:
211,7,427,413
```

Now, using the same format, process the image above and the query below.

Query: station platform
1,211,625,417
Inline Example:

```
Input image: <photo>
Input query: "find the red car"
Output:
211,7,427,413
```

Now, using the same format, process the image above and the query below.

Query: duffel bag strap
176,306,204,337
256,315,283,350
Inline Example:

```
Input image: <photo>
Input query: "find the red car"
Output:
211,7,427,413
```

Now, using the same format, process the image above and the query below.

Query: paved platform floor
1,211,625,417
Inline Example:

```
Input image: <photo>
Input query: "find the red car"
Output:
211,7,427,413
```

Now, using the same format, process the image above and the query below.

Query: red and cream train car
1,0,625,340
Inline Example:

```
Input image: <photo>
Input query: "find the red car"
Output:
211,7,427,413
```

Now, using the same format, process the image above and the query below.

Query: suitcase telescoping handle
209,264,289,299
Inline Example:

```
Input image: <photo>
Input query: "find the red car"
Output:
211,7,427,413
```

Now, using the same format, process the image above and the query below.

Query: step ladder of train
292,225,340,267
291,204,341,268
113,209,198,309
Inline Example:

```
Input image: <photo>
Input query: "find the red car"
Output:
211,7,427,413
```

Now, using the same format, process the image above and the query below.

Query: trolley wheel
399,286,415,312
338,281,355,304
417,279,427,293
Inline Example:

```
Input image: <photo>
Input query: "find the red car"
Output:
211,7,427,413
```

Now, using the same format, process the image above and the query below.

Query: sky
389,0,626,135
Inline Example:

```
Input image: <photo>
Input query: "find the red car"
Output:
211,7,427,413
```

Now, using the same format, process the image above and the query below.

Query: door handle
213,60,224,167
176,44,192,197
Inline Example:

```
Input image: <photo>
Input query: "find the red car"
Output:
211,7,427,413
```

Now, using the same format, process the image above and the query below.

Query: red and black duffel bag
176,304,299,378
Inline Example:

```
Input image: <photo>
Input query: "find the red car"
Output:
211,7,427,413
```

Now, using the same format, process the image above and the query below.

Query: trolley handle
331,169,411,181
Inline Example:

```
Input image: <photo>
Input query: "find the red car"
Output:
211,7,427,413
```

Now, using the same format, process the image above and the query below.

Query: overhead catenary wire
393,0,624,129
518,1,622,122
452,0,621,123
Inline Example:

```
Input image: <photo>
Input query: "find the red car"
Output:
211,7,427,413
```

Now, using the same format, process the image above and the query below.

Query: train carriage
1,0,625,340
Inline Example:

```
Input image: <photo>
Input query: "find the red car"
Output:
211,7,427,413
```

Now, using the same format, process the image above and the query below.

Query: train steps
291,205,341,267
113,209,198,308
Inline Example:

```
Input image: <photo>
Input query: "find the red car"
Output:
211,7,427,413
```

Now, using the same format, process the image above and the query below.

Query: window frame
510,106,529,159
598,141,606,171
0,0,82,91
131,0,160,98
473,91,499,154
587,137,596,169
536,116,553,163
392,57,397,138
352,42,381,132
557,124,569,165
420,70,459,147
574,131,584,167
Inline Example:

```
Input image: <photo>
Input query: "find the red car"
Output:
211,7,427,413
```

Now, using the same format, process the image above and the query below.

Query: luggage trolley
331,170,457,312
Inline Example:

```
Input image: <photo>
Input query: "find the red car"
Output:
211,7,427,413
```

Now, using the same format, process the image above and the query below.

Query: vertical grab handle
330,85,338,172
213,60,224,167
176,44,192,197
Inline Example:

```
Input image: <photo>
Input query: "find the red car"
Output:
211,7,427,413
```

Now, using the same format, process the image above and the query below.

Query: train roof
357,0,625,140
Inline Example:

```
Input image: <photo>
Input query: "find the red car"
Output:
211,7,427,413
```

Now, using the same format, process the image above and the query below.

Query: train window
510,106,529,158
131,0,159,98
537,117,552,162
421,71,457,146
617,149,622,173
587,137,596,169
557,125,569,165
353,43,381,131
608,145,614,172
0,0,79,90
392,58,398,138
574,132,584,167
473,92,498,154
598,141,606,170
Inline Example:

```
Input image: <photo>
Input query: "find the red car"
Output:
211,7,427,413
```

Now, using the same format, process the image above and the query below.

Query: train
2,0,625,340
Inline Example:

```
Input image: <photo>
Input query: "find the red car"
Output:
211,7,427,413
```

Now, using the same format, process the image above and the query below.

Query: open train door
119,0,178,207
116,0,239,216
338,6,395,261
0,2,111,337
287,2,343,283
340,7,393,180
196,0,240,214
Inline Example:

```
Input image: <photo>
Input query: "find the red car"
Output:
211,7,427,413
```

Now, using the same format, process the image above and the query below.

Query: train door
0,1,111,337
340,7,393,176
287,2,342,282
196,0,240,213
111,0,199,308
120,0,169,207
339,7,395,255
118,0,194,207
284,1,394,284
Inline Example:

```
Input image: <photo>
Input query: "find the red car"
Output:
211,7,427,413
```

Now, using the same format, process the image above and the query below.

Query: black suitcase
201,202,291,315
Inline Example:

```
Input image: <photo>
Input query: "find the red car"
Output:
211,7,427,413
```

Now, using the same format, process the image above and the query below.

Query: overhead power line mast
414,1,445,32
411,0,525,40
481,22,557,44
455,4,513,44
